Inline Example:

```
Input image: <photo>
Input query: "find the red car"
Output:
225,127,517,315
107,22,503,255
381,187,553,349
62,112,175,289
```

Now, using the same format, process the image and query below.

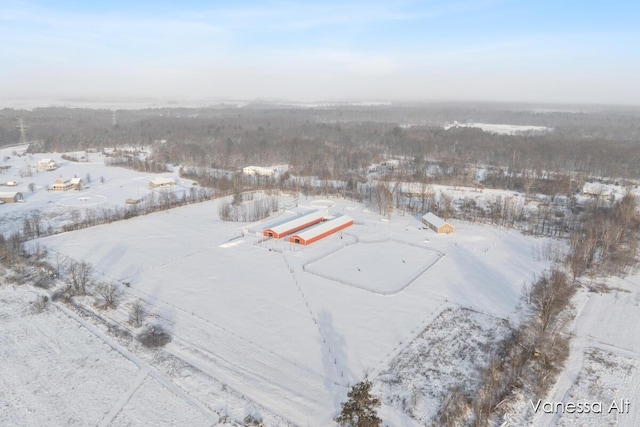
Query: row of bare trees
2,236,172,352
567,193,640,278
218,196,279,222
437,194,639,426
439,270,576,427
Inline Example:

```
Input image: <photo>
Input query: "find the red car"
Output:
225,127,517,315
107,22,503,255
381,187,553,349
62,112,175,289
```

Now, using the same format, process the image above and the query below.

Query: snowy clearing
304,239,443,294
444,121,552,135
29,195,551,425
0,289,222,426
376,307,511,424
0,145,196,236
555,348,639,427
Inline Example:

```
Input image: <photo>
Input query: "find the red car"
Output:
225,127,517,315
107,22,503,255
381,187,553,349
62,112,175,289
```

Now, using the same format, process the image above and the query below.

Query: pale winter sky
1,0,639,105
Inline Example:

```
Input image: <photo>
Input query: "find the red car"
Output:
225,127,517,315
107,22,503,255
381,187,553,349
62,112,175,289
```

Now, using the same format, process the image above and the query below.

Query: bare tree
28,182,36,193
371,182,393,217
439,192,454,220
95,282,121,309
128,301,146,327
67,260,93,295
525,270,574,333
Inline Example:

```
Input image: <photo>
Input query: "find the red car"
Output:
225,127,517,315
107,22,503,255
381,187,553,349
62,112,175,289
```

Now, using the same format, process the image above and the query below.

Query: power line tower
16,117,29,144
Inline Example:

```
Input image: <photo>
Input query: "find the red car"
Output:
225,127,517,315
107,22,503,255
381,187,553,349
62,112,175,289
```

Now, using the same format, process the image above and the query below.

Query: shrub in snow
243,413,263,426
31,295,49,314
137,324,172,348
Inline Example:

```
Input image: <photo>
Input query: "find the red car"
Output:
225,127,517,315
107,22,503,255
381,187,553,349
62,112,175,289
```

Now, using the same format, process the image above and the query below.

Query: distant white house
242,165,289,177
367,159,400,174
36,159,58,171
243,166,276,177
380,159,400,169
6,181,17,187
422,212,455,234
149,176,175,188
582,182,620,199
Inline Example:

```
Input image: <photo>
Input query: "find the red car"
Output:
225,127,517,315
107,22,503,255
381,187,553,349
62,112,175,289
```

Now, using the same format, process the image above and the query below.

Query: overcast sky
2,0,639,105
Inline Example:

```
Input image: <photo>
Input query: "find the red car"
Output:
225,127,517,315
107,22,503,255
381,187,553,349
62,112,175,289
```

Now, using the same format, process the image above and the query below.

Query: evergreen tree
335,380,382,427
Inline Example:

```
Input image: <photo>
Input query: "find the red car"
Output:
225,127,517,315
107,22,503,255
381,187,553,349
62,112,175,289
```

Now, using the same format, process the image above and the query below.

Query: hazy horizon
2,0,639,106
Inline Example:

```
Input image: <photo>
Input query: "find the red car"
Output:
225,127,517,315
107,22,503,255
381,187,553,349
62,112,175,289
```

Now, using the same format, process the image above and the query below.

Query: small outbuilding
289,215,353,245
263,210,325,239
422,212,454,234
0,191,24,203
149,176,175,188
70,178,83,190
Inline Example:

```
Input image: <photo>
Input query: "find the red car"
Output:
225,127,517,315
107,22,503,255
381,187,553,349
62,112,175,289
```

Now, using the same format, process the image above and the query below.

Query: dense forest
2,103,640,181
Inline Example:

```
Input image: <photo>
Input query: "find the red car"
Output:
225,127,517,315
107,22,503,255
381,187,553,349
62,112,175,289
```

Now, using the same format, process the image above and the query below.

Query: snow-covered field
376,307,511,424
444,121,552,135
27,194,552,425
6,146,638,425
528,273,640,427
304,239,443,294
0,289,222,426
555,348,638,427
0,144,196,236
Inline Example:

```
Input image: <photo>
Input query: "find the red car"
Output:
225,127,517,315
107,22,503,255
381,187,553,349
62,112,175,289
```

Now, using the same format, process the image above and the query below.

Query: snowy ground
375,307,511,425
526,273,640,427
444,121,552,135
0,287,224,426
304,239,443,294
0,144,196,236
28,195,553,425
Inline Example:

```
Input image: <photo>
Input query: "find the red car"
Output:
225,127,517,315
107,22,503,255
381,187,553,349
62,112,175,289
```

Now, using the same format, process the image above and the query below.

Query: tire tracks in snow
98,369,148,427
52,302,220,426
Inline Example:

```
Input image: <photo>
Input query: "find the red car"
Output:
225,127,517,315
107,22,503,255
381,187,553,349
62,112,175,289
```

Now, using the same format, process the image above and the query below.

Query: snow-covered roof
70,178,83,184
292,215,353,240
150,176,175,185
582,182,618,197
268,210,325,234
0,191,20,198
422,212,448,228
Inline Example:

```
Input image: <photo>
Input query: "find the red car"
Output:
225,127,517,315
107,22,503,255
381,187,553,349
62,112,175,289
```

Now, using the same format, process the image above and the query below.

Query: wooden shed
263,211,325,239
422,212,454,234
0,191,24,203
289,215,353,245
149,177,175,188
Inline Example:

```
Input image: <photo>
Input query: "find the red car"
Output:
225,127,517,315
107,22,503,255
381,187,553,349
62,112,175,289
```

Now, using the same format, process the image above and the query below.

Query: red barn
289,215,353,245
263,210,325,239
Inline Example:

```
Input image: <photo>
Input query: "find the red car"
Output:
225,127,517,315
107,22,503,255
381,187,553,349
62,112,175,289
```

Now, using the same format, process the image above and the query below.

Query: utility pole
16,117,28,144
